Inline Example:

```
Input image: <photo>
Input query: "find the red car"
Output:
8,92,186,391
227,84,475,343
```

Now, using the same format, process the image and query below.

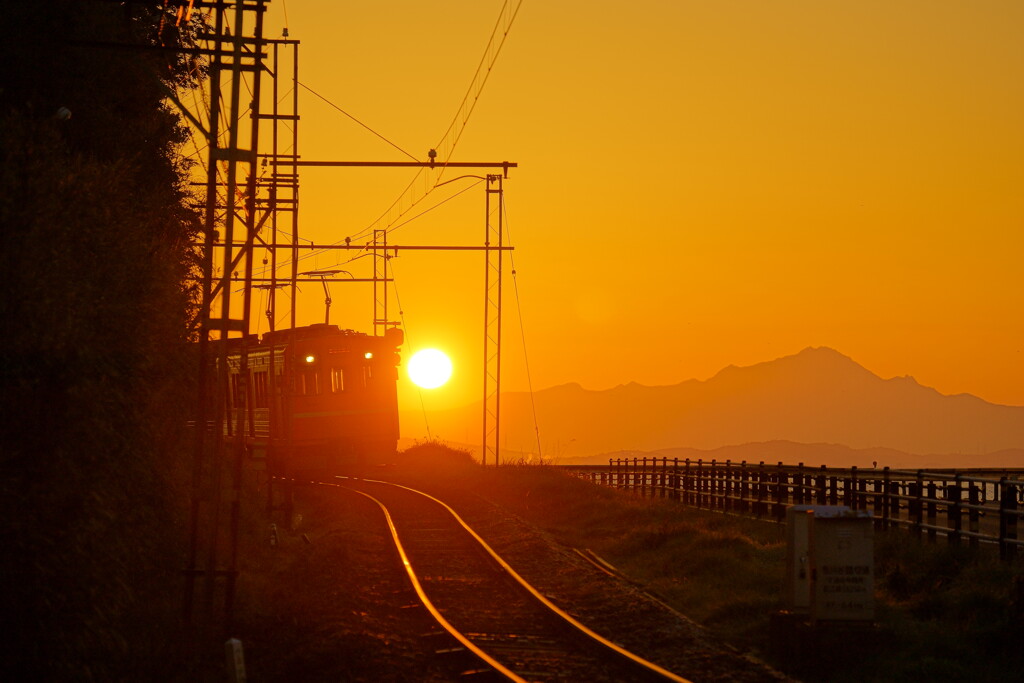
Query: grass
456,458,1024,682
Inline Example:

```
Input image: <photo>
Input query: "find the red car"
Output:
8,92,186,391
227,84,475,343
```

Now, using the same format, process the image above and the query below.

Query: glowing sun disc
408,349,452,389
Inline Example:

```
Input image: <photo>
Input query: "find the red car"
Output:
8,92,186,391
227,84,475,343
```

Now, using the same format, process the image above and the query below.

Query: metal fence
564,458,1024,561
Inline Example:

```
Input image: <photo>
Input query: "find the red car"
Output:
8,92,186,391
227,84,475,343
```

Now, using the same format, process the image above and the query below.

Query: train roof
208,324,403,352
261,323,363,345
261,323,404,347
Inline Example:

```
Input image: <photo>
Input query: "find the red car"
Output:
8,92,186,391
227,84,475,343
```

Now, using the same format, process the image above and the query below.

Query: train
219,323,404,477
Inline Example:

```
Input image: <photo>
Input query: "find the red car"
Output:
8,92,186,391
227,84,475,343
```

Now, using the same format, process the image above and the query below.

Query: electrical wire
389,261,433,442
432,0,523,179
298,81,418,161
387,177,484,234
291,0,525,263
501,195,542,461
271,176,484,274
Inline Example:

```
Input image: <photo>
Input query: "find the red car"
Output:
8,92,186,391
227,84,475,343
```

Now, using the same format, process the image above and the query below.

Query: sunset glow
244,1,1023,450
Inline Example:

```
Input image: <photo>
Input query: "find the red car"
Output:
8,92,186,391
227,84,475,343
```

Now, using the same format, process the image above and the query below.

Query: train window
331,367,344,393
253,371,268,408
302,370,321,396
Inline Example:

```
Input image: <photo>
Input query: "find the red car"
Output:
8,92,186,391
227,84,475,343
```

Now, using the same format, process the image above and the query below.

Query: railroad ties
338,479,690,683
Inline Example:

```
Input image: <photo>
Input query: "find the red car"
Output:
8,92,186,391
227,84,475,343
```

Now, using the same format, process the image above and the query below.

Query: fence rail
564,459,1024,562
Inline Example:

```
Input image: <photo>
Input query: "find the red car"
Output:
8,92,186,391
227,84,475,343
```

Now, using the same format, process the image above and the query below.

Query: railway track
328,477,692,682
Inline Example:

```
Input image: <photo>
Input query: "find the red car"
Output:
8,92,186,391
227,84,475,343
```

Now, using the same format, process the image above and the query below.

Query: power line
298,80,419,161
306,0,526,256
387,177,485,235
270,177,486,274
501,195,542,460
389,261,433,442
432,0,524,179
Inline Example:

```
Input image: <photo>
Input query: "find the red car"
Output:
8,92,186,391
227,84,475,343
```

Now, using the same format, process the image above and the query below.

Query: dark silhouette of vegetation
0,2,204,679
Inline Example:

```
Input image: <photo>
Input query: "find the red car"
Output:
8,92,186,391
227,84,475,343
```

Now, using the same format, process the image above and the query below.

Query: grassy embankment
402,444,1024,683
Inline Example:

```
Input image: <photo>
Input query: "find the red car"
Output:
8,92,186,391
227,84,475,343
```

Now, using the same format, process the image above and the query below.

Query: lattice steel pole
374,228,389,335
482,175,504,467
185,0,267,627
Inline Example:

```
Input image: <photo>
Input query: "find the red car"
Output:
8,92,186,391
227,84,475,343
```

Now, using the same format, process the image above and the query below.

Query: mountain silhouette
410,347,1024,459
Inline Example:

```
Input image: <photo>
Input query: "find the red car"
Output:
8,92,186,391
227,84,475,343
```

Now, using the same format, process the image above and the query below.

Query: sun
407,349,453,389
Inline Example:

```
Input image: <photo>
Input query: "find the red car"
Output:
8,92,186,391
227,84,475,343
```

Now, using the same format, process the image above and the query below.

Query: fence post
926,480,937,543
671,457,680,502
948,475,962,548
665,457,672,499
653,457,658,497
755,461,765,518
720,459,728,511
913,471,924,540
698,459,706,509
848,466,858,510
684,458,692,505
655,456,663,499
724,459,733,512
794,463,803,505
717,459,724,511
712,459,719,511
968,482,980,549
709,459,716,510
816,465,827,506
882,467,891,530
774,461,785,521
740,461,749,514
999,478,1019,562
872,471,883,528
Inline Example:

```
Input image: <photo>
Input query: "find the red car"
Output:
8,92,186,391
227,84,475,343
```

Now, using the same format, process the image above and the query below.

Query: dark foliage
0,2,203,679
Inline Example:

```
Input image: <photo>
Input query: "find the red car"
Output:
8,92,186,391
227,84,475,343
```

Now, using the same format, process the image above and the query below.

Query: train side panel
225,324,402,477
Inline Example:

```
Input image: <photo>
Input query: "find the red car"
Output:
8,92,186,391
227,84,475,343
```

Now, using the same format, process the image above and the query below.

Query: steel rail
334,484,526,683
352,478,693,683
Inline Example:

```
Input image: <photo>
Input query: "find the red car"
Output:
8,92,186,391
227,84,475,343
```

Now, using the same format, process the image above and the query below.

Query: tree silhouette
0,2,204,678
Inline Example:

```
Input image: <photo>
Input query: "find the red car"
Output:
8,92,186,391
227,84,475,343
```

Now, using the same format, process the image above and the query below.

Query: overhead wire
431,0,523,181
295,0,525,263
271,175,484,275
299,81,419,161
280,0,290,35
388,260,433,442
376,176,485,235
501,195,542,461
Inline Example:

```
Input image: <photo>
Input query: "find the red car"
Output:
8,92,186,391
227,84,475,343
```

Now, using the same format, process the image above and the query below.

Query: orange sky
235,1,1023,423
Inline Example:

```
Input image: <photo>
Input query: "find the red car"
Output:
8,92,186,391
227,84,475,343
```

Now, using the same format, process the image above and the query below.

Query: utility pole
182,0,267,629
483,175,504,467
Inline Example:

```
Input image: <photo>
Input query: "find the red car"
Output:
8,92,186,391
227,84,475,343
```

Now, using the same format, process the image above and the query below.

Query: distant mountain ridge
409,347,1024,460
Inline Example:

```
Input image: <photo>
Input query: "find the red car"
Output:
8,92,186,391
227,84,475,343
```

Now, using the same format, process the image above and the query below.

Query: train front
275,324,403,477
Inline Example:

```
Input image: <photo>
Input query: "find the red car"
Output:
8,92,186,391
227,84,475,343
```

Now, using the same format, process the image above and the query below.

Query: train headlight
364,352,373,359
304,354,316,364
